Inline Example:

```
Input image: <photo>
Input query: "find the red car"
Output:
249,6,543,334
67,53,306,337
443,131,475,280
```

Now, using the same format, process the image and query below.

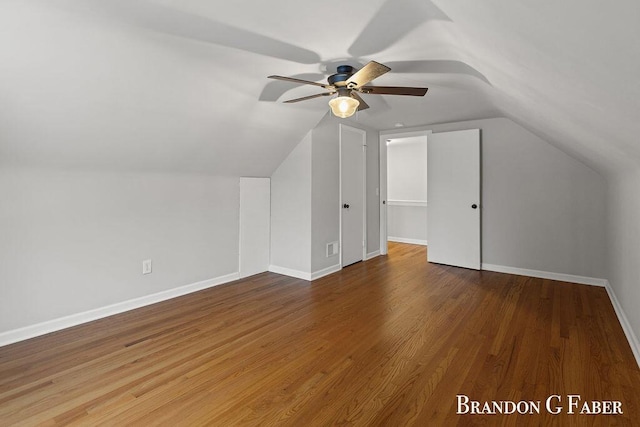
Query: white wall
311,114,380,273
311,117,340,272
606,171,640,361
387,206,428,245
365,128,380,257
0,167,239,334
270,132,312,275
387,136,428,244
387,136,428,201
273,114,380,277
382,117,607,279
239,177,270,278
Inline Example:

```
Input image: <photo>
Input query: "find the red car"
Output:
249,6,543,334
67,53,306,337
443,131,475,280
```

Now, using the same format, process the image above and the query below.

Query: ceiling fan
268,61,428,118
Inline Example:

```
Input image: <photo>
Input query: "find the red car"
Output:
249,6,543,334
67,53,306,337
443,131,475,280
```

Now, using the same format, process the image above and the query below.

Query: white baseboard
0,272,240,348
604,280,640,368
365,250,380,260
481,263,607,287
268,264,342,281
268,265,312,281
388,237,428,246
311,264,341,280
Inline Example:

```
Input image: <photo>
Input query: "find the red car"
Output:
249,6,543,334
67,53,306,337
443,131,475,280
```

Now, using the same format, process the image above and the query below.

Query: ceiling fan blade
345,61,391,88
350,92,370,111
360,86,428,96
260,73,326,101
384,60,490,85
268,75,330,89
283,92,333,103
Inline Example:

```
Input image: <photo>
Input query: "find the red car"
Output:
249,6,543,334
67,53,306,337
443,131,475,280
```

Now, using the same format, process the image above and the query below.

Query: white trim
604,280,640,368
365,250,381,260
380,129,435,138
268,264,342,281
311,264,342,280
388,237,428,246
481,263,607,287
268,265,312,281
0,272,240,348
363,142,367,262
379,132,387,255
387,200,428,207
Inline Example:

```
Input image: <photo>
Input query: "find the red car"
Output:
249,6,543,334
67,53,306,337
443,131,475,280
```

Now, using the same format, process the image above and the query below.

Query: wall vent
326,241,339,257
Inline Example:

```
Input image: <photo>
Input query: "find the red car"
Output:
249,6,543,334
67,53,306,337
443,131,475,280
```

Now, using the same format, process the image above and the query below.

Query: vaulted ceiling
1,0,638,177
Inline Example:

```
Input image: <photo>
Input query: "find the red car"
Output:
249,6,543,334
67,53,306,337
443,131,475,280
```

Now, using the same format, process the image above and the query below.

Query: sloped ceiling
0,0,638,177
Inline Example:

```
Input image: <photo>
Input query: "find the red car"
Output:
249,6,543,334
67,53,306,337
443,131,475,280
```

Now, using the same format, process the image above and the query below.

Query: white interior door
427,129,481,269
239,177,270,278
340,125,366,267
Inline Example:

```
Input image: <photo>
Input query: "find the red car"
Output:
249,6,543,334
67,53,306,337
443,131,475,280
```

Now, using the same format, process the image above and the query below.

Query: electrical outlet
142,259,152,275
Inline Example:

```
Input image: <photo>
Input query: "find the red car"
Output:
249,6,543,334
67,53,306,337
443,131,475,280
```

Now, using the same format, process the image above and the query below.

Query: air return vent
326,241,339,257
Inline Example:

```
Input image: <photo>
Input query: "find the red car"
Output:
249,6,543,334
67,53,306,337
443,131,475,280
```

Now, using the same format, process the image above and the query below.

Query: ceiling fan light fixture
328,92,359,118
269,60,428,116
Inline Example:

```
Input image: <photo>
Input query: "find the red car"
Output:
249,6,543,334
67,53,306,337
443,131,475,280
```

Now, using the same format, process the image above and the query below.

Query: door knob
343,203,350,209
471,204,478,209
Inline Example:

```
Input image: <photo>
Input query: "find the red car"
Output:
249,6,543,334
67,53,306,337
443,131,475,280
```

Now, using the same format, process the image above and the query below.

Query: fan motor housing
328,65,355,87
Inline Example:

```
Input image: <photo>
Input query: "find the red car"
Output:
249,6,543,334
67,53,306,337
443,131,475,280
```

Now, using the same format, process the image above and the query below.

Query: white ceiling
1,0,638,177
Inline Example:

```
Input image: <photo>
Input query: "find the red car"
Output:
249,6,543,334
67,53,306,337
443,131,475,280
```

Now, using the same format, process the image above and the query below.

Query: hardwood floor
1,242,639,426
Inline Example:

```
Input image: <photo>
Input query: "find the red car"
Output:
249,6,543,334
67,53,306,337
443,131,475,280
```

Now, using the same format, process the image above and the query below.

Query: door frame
339,123,367,267
379,129,431,255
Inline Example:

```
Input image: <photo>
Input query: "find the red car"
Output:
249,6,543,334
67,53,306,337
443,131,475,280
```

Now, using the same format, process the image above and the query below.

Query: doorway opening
386,135,429,248
380,128,481,269
379,130,431,255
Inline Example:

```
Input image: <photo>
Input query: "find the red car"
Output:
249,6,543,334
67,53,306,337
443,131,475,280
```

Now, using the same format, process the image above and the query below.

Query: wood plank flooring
1,242,639,426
